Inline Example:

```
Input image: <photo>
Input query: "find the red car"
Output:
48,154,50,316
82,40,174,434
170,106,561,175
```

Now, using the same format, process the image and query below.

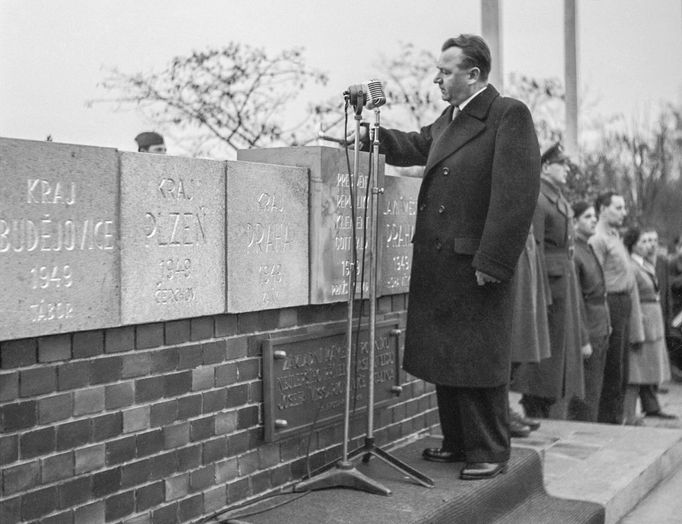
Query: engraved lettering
0,217,114,253
26,179,76,205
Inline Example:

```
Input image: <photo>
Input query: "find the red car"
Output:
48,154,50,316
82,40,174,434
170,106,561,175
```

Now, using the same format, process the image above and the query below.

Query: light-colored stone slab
0,137,120,340
120,152,225,324
378,175,419,295
238,146,385,304
226,160,308,312
513,418,682,524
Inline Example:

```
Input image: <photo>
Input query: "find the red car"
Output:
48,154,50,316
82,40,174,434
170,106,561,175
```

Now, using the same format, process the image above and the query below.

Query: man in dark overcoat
359,35,540,479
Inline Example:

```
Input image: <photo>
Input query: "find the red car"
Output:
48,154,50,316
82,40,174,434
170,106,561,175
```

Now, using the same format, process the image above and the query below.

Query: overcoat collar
423,84,499,176
632,253,659,288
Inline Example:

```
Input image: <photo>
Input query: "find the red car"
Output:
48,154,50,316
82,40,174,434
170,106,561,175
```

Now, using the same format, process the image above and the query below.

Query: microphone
344,79,386,110
364,80,386,109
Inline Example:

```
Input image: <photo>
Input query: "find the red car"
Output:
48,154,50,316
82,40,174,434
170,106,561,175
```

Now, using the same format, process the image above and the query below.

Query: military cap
134,131,165,150
541,142,570,165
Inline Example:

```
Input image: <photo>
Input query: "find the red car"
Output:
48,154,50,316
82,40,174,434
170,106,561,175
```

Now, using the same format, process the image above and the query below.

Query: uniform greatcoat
371,85,541,389
514,178,587,401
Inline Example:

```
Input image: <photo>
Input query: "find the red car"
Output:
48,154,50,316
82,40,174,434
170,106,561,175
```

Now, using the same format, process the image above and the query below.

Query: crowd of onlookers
507,142,682,437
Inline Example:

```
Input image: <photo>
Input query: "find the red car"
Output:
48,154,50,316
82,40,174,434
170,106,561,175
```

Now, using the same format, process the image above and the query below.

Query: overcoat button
419,203,426,211
438,205,445,213
435,240,442,250
442,167,450,176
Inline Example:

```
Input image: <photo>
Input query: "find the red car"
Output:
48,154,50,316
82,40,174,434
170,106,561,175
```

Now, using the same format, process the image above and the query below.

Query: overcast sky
1,0,681,155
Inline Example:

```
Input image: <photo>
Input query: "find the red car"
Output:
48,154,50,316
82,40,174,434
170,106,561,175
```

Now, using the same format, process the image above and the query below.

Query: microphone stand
294,96,433,496
294,99,390,496
345,108,433,489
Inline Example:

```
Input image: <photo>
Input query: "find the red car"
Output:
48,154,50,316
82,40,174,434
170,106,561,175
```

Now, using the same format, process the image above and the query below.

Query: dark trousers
624,384,661,421
568,334,609,422
598,292,631,424
519,394,553,419
436,383,510,463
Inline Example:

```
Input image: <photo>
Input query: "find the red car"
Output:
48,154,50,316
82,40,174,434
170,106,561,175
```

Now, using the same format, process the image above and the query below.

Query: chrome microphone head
364,80,386,109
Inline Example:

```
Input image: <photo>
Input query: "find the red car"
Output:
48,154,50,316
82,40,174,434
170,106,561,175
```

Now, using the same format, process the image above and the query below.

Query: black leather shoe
645,411,678,419
422,448,464,462
460,462,508,480
510,409,541,431
509,419,531,438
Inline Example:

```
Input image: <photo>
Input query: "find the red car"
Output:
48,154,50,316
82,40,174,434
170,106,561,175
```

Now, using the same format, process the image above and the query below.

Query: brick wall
0,296,438,524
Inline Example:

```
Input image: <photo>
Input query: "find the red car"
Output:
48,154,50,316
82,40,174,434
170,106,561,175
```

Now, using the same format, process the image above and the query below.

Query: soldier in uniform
515,143,589,418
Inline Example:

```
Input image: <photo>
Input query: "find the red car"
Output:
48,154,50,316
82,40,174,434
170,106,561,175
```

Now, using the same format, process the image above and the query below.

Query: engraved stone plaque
226,160,309,312
0,137,120,340
120,153,225,324
378,175,420,295
238,146,384,304
262,319,403,442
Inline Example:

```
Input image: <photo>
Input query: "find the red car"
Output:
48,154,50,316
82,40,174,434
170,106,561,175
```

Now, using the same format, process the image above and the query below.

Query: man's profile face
433,46,472,106
543,161,569,187
600,195,626,227
575,206,597,237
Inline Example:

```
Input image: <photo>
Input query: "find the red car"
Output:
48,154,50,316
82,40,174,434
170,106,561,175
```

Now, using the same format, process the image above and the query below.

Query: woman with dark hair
622,226,675,423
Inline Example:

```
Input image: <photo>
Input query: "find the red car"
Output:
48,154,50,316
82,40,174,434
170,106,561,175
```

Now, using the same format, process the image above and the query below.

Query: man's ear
467,67,481,84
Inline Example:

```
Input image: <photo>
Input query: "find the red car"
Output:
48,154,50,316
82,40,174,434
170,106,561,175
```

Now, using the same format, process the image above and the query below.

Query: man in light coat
359,34,540,479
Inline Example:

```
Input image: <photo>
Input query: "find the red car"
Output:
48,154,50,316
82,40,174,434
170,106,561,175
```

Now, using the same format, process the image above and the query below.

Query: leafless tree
90,43,338,158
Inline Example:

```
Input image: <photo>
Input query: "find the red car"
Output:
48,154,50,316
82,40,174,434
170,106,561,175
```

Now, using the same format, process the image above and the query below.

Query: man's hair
572,200,592,219
622,226,641,253
441,34,491,81
594,191,621,216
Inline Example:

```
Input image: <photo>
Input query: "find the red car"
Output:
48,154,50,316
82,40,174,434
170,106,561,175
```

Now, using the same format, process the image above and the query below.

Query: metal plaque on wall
261,318,403,442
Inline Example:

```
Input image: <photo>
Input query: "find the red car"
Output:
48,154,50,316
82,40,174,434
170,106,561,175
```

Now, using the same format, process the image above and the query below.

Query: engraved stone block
238,146,384,304
226,161,309,312
261,318,403,442
120,153,225,324
378,175,419,295
0,138,120,340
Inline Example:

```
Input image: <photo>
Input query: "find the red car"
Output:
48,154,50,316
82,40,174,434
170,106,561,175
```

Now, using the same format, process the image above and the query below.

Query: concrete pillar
481,0,503,91
564,0,579,157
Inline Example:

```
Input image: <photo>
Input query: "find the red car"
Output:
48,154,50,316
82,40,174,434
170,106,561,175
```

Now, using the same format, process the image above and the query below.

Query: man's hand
475,270,500,286
345,124,369,148
581,343,593,359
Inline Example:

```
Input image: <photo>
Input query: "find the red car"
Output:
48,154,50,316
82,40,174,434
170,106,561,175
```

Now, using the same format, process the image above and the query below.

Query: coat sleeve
473,101,541,281
362,119,439,167
574,253,591,346
629,269,646,343
588,235,607,267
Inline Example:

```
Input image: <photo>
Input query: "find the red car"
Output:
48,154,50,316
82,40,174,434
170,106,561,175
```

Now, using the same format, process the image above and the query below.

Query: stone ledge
512,419,682,524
